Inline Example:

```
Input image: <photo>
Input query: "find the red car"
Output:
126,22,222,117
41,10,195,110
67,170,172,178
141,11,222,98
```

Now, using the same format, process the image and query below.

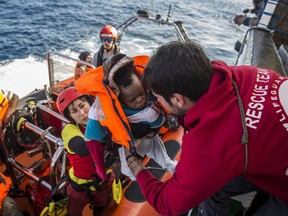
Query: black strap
102,126,114,150
96,47,104,67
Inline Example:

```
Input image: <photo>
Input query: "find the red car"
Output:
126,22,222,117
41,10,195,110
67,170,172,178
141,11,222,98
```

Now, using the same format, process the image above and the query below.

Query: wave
0,56,48,98
0,0,251,98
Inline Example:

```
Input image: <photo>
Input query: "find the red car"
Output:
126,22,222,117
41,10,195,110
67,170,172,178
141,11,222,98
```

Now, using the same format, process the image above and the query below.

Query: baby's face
119,74,147,109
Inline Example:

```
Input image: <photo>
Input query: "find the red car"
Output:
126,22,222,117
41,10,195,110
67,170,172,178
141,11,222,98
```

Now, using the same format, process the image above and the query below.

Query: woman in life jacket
56,87,114,216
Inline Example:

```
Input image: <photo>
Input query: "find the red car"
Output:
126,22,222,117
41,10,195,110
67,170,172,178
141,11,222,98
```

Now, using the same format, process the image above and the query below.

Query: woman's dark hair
63,95,93,125
142,41,213,104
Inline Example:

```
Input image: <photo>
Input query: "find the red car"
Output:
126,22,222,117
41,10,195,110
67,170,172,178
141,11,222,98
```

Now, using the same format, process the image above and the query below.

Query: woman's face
68,98,91,125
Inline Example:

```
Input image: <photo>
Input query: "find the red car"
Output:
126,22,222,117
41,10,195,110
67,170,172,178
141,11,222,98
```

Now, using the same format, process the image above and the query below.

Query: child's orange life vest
75,55,150,152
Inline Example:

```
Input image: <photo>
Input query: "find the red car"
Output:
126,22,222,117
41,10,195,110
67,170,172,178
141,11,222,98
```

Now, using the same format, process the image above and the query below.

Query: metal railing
116,9,190,44
3,101,70,191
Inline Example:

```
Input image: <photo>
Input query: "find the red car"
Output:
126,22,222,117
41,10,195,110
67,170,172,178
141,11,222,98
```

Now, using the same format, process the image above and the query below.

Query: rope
232,80,249,173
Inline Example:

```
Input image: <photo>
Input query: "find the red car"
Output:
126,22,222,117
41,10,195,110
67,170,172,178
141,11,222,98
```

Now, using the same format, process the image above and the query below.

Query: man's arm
233,15,260,27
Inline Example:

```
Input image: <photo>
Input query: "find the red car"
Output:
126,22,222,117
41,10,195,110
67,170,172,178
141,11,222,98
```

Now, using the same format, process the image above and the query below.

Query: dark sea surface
0,0,250,97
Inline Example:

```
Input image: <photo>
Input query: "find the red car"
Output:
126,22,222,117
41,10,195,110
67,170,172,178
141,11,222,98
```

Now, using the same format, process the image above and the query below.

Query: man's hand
125,146,146,178
233,15,246,26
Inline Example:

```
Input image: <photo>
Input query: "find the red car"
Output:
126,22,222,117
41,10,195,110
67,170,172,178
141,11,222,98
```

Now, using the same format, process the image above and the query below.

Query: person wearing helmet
91,25,121,67
56,87,114,216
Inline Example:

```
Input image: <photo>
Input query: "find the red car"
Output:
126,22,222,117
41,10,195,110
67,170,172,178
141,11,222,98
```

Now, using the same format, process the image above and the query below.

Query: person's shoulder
92,50,100,58
62,123,83,140
63,123,79,132
119,49,125,54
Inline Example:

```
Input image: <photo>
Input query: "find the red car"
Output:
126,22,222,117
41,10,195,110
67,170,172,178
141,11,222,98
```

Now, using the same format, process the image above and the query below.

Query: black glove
7,109,34,135
167,114,180,131
6,109,40,149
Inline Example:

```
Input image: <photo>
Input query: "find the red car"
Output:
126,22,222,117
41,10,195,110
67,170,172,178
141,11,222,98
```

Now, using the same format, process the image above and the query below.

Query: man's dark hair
142,41,213,104
78,51,91,61
113,65,136,88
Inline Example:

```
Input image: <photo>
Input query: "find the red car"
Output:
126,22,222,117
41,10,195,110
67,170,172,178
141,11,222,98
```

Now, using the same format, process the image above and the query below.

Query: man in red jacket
124,41,288,215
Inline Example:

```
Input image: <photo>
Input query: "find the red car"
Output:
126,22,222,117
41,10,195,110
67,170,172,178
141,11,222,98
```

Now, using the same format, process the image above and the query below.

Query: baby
111,63,176,180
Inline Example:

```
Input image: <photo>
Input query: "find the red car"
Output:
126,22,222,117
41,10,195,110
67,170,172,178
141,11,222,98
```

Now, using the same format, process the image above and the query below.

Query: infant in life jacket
105,54,177,181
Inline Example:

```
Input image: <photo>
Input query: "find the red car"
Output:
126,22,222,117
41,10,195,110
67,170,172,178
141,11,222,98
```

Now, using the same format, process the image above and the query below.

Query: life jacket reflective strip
0,91,9,122
0,173,12,209
68,168,98,191
75,55,150,151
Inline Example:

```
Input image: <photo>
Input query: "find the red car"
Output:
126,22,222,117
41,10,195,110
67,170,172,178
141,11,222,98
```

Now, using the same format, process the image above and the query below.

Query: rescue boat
0,3,287,215
0,8,189,216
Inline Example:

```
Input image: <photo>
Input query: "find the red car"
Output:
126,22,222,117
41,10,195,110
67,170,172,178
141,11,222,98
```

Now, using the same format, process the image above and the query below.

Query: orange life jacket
75,55,150,152
0,172,12,209
0,91,9,122
103,55,171,135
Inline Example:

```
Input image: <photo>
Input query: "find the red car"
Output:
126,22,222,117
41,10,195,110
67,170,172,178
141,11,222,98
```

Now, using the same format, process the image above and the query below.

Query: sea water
0,0,251,98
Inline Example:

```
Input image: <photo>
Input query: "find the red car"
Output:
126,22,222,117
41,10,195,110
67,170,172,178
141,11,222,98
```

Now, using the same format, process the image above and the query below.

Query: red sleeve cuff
136,169,155,185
